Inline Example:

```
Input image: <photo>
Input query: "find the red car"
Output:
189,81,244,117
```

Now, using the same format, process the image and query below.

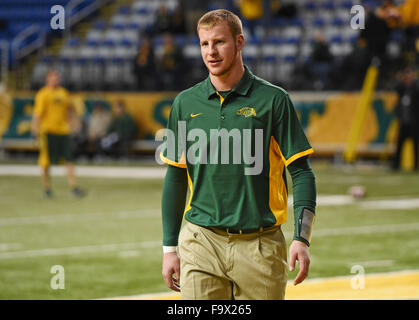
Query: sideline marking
103,270,419,300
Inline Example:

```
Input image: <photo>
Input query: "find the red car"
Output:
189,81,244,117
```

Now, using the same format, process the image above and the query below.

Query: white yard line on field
0,196,353,227
0,243,23,251
0,209,160,227
1,222,419,259
1,195,417,228
0,165,166,179
282,222,419,238
348,260,394,267
360,198,419,210
289,195,356,206
0,241,161,260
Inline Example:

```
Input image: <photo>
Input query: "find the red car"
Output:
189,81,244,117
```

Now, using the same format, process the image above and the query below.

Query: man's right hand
162,252,181,292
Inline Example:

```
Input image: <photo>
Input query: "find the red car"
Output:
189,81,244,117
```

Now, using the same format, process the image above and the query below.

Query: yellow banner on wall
0,92,12,138
299,92,399,154
3,91,400,158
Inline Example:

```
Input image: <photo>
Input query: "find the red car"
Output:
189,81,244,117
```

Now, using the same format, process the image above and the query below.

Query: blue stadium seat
30,55,54,89
265,36,283,45
389,31,404,42
134,7,152,15
279,43,298,58
121,29,139,45
126,20,141,30
341,0,354,9
174,35,187,47
285,35,300,45
67,37,80,47
92,20,107,30
332,17,345,27
86,28,104,43
304,1,317,10
284,55,297,63
56,56,71,87
258,55,279,83
183,37,201,61
289,18,303,27
110,21,127,30
59,36,80,58
243,37,260,70
271,18,287,28
330,34,344,44
321,1,336,10
86,38,100,47
68,57,87,90
104,29,124,44
86,55,105,90
118,5,132,15
7,22,32,35
312,17,326,27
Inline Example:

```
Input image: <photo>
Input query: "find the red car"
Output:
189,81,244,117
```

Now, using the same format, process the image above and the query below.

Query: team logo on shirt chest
236,107,256,118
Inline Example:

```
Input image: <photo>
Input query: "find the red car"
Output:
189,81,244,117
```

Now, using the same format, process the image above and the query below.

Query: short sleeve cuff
285,148,314,167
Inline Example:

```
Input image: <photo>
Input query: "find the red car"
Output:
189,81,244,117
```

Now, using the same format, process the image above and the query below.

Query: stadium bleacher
22,0,372,92
2,0,412,93
0,0,104,67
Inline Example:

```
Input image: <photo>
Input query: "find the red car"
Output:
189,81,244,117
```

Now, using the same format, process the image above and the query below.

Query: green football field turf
0,162,418,299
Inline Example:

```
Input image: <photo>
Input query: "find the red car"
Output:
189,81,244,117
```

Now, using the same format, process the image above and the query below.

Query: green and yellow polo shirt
160,66,313,230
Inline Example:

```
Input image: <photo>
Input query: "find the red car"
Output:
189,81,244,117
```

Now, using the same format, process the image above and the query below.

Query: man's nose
208,43,217,55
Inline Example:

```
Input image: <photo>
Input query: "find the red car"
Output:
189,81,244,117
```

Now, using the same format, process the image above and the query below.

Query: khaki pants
179,222,288,300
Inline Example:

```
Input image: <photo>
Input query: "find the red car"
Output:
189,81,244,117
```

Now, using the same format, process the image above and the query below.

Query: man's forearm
32,116,40,135
161,165,188,247
287,156,317,246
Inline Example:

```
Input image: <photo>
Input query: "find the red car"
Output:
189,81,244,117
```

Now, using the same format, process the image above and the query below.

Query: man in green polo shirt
159,9,316,300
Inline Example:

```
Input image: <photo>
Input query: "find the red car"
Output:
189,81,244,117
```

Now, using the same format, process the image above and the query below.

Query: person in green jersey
159,9,316,300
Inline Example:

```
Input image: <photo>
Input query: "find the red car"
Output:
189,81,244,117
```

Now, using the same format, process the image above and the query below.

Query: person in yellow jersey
31,69,86,198
238,0,263,37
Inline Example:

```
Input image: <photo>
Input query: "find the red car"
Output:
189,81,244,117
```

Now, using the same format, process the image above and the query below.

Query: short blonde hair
197,9,243,38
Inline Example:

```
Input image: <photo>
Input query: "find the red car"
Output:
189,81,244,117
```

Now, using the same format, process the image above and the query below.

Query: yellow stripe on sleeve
285,148,314,167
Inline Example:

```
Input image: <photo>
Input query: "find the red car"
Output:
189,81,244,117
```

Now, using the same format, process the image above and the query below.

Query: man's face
198,22,243,77
46,72,60,87
115,103,124,116
406,70,416,83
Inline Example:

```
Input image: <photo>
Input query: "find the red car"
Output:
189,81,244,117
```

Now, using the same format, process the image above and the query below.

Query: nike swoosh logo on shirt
190,113,202,118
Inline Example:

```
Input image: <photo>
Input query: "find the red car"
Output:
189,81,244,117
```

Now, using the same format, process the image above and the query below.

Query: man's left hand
289,240,310,285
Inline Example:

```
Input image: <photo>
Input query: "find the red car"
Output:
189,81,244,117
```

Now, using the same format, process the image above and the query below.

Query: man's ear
236,34,245,51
